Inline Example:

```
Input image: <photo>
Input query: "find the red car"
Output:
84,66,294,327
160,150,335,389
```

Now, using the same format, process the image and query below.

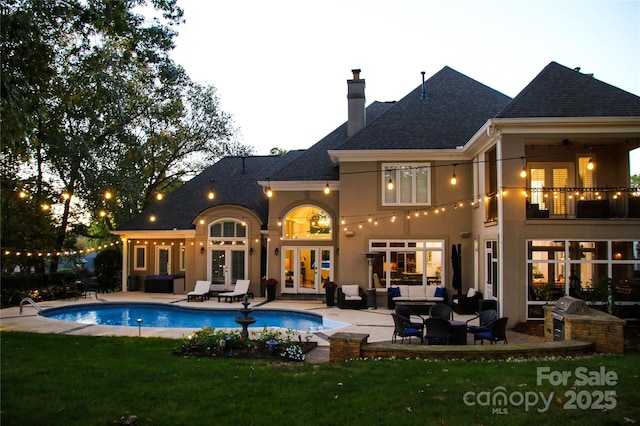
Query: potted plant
323,280,337,306
265,278,278,301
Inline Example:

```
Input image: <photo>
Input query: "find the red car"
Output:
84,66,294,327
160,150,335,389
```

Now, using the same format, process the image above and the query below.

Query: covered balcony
525,187,640,219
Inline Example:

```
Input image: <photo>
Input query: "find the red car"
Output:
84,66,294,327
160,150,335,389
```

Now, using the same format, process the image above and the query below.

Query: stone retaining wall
329,332,594,362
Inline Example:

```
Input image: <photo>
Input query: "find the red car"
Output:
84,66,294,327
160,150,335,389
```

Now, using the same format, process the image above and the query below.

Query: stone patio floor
0,291,546,363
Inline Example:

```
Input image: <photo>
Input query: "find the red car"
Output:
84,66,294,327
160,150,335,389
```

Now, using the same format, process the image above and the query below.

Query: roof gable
497,61,640,118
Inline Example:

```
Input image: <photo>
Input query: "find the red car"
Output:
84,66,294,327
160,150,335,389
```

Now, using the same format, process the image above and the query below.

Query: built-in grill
552,296,586,341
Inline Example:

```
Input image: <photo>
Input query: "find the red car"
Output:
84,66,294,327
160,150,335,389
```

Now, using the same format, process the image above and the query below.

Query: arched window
282,206,332,240
209,220,246,239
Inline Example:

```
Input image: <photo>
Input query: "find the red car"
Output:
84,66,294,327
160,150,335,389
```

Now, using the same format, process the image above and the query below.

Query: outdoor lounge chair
337,285,367,309
217,279,251,303
187,280,211,302
391,313,423,344
452,288,483,314
473,316,509,345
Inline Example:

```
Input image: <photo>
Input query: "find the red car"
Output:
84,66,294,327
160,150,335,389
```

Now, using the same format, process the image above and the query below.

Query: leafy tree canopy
1,0,253,271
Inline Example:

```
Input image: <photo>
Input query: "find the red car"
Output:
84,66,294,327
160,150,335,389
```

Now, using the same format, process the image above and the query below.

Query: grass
1,331,639,426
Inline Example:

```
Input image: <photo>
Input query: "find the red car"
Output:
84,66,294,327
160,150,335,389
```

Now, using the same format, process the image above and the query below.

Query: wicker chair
473,316,509,345
466,309,497,335
391,313,424,344
337,285,367,309
424,317,453,345
429,303,453,320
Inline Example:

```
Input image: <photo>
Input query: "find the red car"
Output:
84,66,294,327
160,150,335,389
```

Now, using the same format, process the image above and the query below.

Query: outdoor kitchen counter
544,305,626,354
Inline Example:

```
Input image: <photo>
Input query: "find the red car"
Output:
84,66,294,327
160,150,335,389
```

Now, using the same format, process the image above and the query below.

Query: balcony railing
525,187,640,219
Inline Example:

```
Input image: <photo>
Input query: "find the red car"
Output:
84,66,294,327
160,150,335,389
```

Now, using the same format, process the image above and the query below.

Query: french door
282,247,333,294
209,248,246,290
529,162,575,216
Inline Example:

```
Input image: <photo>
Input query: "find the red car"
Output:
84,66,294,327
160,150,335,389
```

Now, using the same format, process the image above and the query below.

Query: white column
121,238,128,293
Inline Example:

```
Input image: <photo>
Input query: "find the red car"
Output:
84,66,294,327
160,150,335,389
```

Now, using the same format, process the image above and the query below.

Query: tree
270,147,287,155
1,0,252,271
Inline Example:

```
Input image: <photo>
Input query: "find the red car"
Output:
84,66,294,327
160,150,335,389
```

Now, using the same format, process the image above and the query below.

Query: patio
1,291,553,362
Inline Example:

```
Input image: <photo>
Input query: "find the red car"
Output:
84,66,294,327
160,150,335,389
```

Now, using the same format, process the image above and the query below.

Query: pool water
41,303,348,332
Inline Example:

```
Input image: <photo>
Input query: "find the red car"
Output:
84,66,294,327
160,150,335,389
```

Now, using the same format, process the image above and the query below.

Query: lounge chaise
218,280,251,303
187,280,211,302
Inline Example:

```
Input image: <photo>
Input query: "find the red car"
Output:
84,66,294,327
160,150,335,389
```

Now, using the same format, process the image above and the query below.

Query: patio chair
337,285,367,309
217,279,251,303
429,303,453,320
424,317,453,345
187,280,211,302
395,304,425,330
466,309,497,335
452,288,483,314
391,313,424,344
473,316,509,345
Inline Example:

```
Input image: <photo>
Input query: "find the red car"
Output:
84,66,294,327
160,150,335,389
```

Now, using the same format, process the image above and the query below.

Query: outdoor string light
450,164,457,185
207,180,215,200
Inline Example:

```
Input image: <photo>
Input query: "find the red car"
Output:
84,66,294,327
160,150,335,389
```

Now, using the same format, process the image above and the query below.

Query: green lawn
1,331,639,425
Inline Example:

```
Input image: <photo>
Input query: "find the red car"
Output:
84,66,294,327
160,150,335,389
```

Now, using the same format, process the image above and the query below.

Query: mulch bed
173,341,318,360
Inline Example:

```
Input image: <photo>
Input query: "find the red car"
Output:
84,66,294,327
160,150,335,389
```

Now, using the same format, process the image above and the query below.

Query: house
113,62,640,325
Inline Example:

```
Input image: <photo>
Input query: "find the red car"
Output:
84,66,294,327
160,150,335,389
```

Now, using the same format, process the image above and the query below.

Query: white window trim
382,162,432,206
133,245,147,271
179,245,186,271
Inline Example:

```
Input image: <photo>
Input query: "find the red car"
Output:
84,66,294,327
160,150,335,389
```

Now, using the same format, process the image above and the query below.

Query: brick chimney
347,69,366,137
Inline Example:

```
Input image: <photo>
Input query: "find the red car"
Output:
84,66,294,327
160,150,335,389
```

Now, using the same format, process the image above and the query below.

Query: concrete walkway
0,291,544,362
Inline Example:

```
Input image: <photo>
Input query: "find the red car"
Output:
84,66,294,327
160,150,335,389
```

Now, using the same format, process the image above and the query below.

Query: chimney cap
351,69,361,80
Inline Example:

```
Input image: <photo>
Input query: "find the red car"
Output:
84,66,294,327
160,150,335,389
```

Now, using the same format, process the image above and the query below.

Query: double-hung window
383,163,431,206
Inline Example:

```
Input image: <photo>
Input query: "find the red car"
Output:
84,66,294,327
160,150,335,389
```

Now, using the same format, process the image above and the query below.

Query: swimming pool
41,303,349,332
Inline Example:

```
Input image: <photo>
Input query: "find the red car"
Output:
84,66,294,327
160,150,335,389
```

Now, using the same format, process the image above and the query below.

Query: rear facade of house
113,62,640,326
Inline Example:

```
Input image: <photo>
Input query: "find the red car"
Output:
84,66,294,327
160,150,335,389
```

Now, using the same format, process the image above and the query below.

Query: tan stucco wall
266,189,340,290
335,160,475,295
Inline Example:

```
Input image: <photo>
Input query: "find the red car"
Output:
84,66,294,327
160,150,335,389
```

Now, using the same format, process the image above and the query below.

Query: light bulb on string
450,164,457,185
387,178,394,190
520,157,527,178
207,180,215,200
266,178,273,198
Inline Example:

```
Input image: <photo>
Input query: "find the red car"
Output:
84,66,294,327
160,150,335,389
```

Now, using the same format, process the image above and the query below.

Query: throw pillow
435,287,445,297
390,287,401,297
467,287,477,298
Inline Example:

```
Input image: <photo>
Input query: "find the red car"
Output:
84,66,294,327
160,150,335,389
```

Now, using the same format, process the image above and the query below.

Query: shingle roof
118,154,300,231
268,101,395,181
496,61,640,118
336,66,512,150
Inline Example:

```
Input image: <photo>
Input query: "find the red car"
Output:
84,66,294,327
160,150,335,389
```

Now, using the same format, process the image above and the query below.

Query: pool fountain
234,294,256,338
